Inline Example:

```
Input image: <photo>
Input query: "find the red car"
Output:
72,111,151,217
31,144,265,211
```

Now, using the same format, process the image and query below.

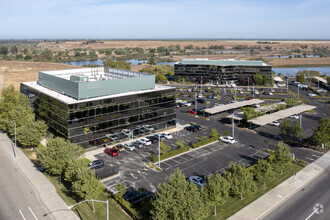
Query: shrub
192,135,220,149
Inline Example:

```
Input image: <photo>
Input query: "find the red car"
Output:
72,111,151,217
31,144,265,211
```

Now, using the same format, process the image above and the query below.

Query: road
263,169,330,220
0,146,52,220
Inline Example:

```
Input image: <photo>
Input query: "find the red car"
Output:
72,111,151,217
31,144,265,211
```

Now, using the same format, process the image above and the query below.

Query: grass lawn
45,175,130,220
206,163,304,220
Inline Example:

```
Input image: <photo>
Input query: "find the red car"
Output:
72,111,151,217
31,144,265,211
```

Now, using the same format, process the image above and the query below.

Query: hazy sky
1,0,330,39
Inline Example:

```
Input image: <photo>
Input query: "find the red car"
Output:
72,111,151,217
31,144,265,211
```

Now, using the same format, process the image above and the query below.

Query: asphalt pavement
263,169,330,220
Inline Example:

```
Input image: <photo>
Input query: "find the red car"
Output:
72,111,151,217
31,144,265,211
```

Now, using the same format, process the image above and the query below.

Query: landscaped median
149,135,221,163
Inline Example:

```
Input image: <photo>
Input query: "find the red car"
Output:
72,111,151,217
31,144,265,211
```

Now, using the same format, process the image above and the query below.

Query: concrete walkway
228,151,330,220
0,132,79,220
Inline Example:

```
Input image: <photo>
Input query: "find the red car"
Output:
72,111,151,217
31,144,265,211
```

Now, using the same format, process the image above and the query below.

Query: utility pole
234,89,236,100
298,84,299,100
195,93,197,112
247,78,250,91
299,115,302,143
253,83,255,98
318,79,320,90
287,77,289,92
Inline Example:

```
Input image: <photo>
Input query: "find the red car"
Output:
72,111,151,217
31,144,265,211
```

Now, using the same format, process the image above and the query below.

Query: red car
247,97,253,100
186,109,197,114
104,148,119,157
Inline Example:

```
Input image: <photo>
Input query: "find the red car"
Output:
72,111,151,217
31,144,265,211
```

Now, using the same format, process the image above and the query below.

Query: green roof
180,59,267,66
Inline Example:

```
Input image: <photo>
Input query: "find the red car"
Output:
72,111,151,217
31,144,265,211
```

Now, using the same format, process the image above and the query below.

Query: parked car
187,109,197,114
139,138,151,146
247,97,253,100
188,176,206,187
269,92,273,96
253,104,260,108
104,148,119,157
197,98,205,103
176,102,184,108
106,134,119,142
197,94,203,98
89,139,102,146
289,114,299,119
230,100,238,103
121,129,131,137
269,121,280,126
146,136,159,144
160,133,173,140
88,160,104,169
212,94,217,99
317,89,327,93
277,83,285,87
191,124,203,130
207,95,213,99
219,136,236,144
184,102,192,107
123,191,153,205
124,143,136,151
143,125,154,132
263,91,269,95
184,126,198,132
270,89,275,92
133,141,144,149
113,144,126,152
307,93,317,97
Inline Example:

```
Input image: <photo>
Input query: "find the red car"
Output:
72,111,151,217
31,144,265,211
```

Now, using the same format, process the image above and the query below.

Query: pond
62,59,175,66
273,66,330,76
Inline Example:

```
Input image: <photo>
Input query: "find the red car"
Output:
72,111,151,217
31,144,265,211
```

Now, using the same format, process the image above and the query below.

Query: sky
0,0,330,39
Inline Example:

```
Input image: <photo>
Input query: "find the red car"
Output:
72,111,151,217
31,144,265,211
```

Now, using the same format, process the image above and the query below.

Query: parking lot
86,82,327,195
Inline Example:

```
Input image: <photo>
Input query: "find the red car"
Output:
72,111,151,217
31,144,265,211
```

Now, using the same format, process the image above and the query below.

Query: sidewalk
228,151,330,220
0,133,79,220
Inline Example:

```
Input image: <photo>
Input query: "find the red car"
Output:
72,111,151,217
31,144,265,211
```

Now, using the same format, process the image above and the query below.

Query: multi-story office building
174,59,272,85
21,67,176,148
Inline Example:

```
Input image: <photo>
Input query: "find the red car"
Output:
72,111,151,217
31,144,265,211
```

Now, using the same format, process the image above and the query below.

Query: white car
184,102,192,107
198,94,203,98
253,104,260,108
277,83,285,87
239,90,244,94
139,138,151,146
188,176,206,187
143,125,154,132
253,90,259,95
289,114,299,119
269,92,273,96
317,89,327,93
230,100,238,103
269,121,280,126
219,136,236,144
307,93,317,97
163,133,173,139
124,143,136,151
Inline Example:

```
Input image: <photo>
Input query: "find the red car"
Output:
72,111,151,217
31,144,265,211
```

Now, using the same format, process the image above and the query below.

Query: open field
0,60,81,90
38,40,330,51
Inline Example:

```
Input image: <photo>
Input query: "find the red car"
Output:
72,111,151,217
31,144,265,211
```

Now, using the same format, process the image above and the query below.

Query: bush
114,197,141,219
150,146,190,163
192,135,220,149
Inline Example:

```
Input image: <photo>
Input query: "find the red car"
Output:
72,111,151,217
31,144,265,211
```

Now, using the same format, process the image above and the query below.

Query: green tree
114,182,126,200
72,168,104,212
285,98,298,107
160,141,170,155
16,119,48,147
38,137,84,176
252,74,263,85
64,158,87,182
0,46,8,55
280,118,291,137
151,168,208,220
273,141,292,175
210,128,219,137
311,118,330,149
254,159,274,186
103,58,130,70
148,56,156,65
291,121,304,139
201,173,229,215
262,75,270,85
296,72,305,83
224,130,230,136
176,138,185,148
224,162,256,200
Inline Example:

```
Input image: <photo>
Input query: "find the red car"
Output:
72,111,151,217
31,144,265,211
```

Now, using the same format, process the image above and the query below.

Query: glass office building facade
21,67,176,148
174,59,272,85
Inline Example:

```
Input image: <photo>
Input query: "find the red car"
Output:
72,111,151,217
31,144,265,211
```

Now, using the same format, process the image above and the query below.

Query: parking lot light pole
298,85,299,100
0,119,17,159
287,78,289,92
195,93,197,112
158,133,161,169
68,199,109,220
253,83,255,98
232,113,235,138
318,79,320,90
248,78,250,91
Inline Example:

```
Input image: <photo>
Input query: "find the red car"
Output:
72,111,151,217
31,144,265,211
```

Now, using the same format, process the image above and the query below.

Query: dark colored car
191,124,203,130
89,139,102,146
88,160,104,169
207,95,213,99
104,148,119,157
263,91,269,95
184,126,198,132
197,98,205,103
123,191,153,205
147,136,158,144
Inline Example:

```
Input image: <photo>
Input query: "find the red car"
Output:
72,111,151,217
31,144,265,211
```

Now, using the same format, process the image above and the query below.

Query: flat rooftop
248,104,316,126
204,99,265,115
22,81,175,105
37,67,156,100
175,59,269,66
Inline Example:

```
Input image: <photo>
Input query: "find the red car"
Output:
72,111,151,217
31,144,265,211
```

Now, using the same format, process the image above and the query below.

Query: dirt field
0,61,81,91
38,40,330,51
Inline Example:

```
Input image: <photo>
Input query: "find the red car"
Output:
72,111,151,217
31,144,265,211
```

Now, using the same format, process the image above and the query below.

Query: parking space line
19,210,26,220
28,207,38,220
306,157,314,161
161,161,172,167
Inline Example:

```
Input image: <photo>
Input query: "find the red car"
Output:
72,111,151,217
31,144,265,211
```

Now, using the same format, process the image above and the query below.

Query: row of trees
0,85,48,148
38,137,104,211
150,142,293,219
252,74,270,85
140,65,174,83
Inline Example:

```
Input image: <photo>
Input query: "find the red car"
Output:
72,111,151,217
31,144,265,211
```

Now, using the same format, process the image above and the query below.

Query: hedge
114,197,141,220
192,135,220,149
150,146,190,163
